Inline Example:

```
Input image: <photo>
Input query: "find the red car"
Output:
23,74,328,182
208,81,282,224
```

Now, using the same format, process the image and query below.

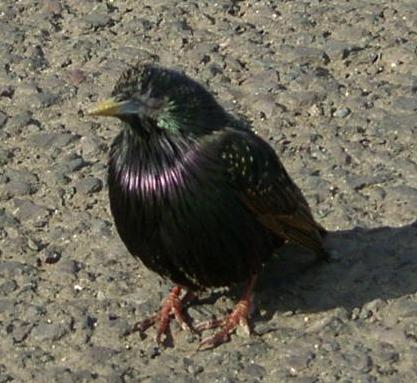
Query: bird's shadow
255,221,417,319
187,221,417,325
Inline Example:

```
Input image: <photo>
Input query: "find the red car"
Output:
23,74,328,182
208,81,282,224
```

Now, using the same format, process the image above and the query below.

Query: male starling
88,64,328,349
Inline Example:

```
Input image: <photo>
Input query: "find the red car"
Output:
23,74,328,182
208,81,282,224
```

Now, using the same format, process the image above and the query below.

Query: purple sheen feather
114,137,205,203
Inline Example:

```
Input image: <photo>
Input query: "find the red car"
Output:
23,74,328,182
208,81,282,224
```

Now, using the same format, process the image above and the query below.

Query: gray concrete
1,0,417,381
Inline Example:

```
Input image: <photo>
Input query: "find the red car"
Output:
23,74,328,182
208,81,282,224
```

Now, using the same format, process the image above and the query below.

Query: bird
87,63,329,349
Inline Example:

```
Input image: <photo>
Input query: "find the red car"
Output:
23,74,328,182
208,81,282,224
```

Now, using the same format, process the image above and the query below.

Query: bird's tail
266,198,329,261
283,221,330,262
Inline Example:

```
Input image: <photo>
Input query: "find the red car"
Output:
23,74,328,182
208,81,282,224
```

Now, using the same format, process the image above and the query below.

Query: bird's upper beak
87,98,140,117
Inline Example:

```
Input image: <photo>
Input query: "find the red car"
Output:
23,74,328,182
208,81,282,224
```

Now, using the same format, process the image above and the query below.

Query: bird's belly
109,173,276,289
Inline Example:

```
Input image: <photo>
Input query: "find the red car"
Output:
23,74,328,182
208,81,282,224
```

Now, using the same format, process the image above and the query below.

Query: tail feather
284,225,329,260
273,207,330,261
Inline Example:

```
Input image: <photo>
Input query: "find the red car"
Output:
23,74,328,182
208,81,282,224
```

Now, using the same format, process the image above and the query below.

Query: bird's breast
116,160,188,201
108,138,214,247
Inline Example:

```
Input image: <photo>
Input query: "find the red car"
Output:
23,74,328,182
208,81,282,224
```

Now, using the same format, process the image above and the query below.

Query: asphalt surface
1,1,417,382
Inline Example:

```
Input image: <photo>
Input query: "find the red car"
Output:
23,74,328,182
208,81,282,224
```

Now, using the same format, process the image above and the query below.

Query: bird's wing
218,129,326,256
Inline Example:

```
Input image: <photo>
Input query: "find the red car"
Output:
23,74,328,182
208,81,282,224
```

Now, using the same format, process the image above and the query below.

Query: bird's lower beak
87,98,139,117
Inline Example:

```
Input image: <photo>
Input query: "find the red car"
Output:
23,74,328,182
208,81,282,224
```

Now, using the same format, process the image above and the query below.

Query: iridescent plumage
88,64,328,348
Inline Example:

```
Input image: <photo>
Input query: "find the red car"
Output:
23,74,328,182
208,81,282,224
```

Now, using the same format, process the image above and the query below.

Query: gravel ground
1,0,417,382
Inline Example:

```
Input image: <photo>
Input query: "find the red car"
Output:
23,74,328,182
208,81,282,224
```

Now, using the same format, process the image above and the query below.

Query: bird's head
88,64,230,138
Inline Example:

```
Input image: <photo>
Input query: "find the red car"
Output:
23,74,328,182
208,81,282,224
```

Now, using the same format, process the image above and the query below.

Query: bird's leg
197,274,257,350
155,286,195,344
130,286,195,345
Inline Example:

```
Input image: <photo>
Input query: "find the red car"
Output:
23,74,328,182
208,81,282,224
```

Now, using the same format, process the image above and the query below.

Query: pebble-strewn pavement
1,1,417,382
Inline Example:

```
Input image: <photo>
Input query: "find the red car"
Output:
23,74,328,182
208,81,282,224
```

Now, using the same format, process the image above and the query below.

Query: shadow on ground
134,222,417,340
257,221,417,317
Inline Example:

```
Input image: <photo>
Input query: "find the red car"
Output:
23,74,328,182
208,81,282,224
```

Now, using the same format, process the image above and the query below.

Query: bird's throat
109,128,199,199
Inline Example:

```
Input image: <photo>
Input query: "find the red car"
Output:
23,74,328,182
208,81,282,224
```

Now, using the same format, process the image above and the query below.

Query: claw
128,286,195,345
197,274,257,350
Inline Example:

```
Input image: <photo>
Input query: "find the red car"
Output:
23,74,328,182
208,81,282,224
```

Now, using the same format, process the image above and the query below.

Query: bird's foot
197,298,253,350
130,286,194,345
196,274,257,350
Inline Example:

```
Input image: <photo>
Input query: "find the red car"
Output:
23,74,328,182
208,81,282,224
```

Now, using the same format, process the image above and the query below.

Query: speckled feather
106,64,326,290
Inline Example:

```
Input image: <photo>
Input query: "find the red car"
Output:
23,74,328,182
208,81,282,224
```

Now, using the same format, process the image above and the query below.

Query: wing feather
219,129,328,258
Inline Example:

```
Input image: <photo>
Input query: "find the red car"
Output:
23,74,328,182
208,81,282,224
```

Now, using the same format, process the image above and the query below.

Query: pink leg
131,286,194,345
197,274,257,350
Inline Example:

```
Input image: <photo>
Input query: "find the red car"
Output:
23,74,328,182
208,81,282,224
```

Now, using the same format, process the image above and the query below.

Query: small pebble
333,107,351,118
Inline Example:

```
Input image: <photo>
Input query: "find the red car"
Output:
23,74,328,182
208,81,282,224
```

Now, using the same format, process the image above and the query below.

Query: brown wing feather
221,129,327,258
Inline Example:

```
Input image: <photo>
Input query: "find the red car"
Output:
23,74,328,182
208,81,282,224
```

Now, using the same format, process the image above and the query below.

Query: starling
88,64,328,349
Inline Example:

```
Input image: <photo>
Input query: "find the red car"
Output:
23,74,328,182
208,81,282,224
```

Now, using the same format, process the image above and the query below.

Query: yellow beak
86,98,125,117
